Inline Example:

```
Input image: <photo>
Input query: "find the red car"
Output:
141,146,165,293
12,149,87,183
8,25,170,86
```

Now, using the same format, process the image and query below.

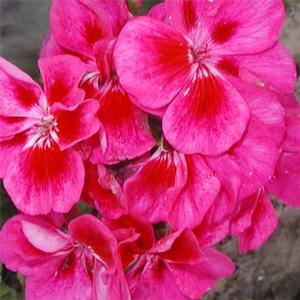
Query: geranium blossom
0,55,100,214
0,214,128,300
42,0,155,164
114,0,296,155
105,215,234,299
124,139,220,229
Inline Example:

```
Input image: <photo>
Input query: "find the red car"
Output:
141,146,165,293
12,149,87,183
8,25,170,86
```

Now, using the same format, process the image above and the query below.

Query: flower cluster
0,0,299,299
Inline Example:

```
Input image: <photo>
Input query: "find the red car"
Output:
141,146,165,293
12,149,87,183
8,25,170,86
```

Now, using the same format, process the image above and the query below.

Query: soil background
0,1,299,300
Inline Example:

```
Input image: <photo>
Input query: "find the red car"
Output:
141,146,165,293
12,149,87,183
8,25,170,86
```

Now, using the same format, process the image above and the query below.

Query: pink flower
107,215,235,300
0,214,128,300
0,56,100,215
128,231,234,300
124,139,220,229
114,0,295,155
42,0,155,164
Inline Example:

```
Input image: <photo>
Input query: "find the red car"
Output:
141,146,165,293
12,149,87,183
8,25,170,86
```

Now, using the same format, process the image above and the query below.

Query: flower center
191,46,209,64
24,114,58,149
38,114,57,136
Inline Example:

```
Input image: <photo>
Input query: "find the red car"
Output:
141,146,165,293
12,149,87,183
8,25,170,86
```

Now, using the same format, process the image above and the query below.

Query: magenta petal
230,195,258,237
80,0,126,35
25,254,93,300
229,116,279,198
93,259,131,300
0,215,44,274
52,100,100,151
104,214,155,256
21,219,70,253
236,43,297,93
0,116,35,138
93,38,114,83
50,0,109,58
282,110,300,152
0,215,67,279
210,0,285,55
68,214,117,268
150,229,202,264
82,162,127,219
126,149,219,229
279,94,299,110
168,248,235,299
267,152,300,208
148,2,167,20
38,55,86,107
114,16,191,111
0,57,43,117
205,155,241,213
96,83,155,163
163,73,249,155
0,133,26,178
4,144,84,215
129,258,188,300
233,80,285,146
193,192,231,248
232,191,278,253
195,155,242,247
40,33,71,58
168,155,220,229
124,149,186,223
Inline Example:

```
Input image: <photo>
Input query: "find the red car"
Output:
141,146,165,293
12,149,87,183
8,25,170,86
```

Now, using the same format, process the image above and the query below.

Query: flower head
0,55,100,214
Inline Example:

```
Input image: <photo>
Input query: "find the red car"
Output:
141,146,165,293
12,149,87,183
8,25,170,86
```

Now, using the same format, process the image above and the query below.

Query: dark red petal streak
182,0,197,31
218,58,239,77
212,21,238,44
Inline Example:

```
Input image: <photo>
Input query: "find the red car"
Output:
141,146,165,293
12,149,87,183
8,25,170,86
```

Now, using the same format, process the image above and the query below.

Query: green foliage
0,182,16,226
0,282,18,300
0,263,24,300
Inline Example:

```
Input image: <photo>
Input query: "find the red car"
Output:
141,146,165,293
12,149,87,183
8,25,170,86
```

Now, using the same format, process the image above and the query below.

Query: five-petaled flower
0,55,100,214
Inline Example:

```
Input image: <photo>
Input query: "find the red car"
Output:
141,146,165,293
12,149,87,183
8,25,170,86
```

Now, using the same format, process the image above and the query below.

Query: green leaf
0,282,18,300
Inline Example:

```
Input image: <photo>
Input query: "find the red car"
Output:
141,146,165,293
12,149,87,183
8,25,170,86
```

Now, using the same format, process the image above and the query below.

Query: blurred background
0,0,299,299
